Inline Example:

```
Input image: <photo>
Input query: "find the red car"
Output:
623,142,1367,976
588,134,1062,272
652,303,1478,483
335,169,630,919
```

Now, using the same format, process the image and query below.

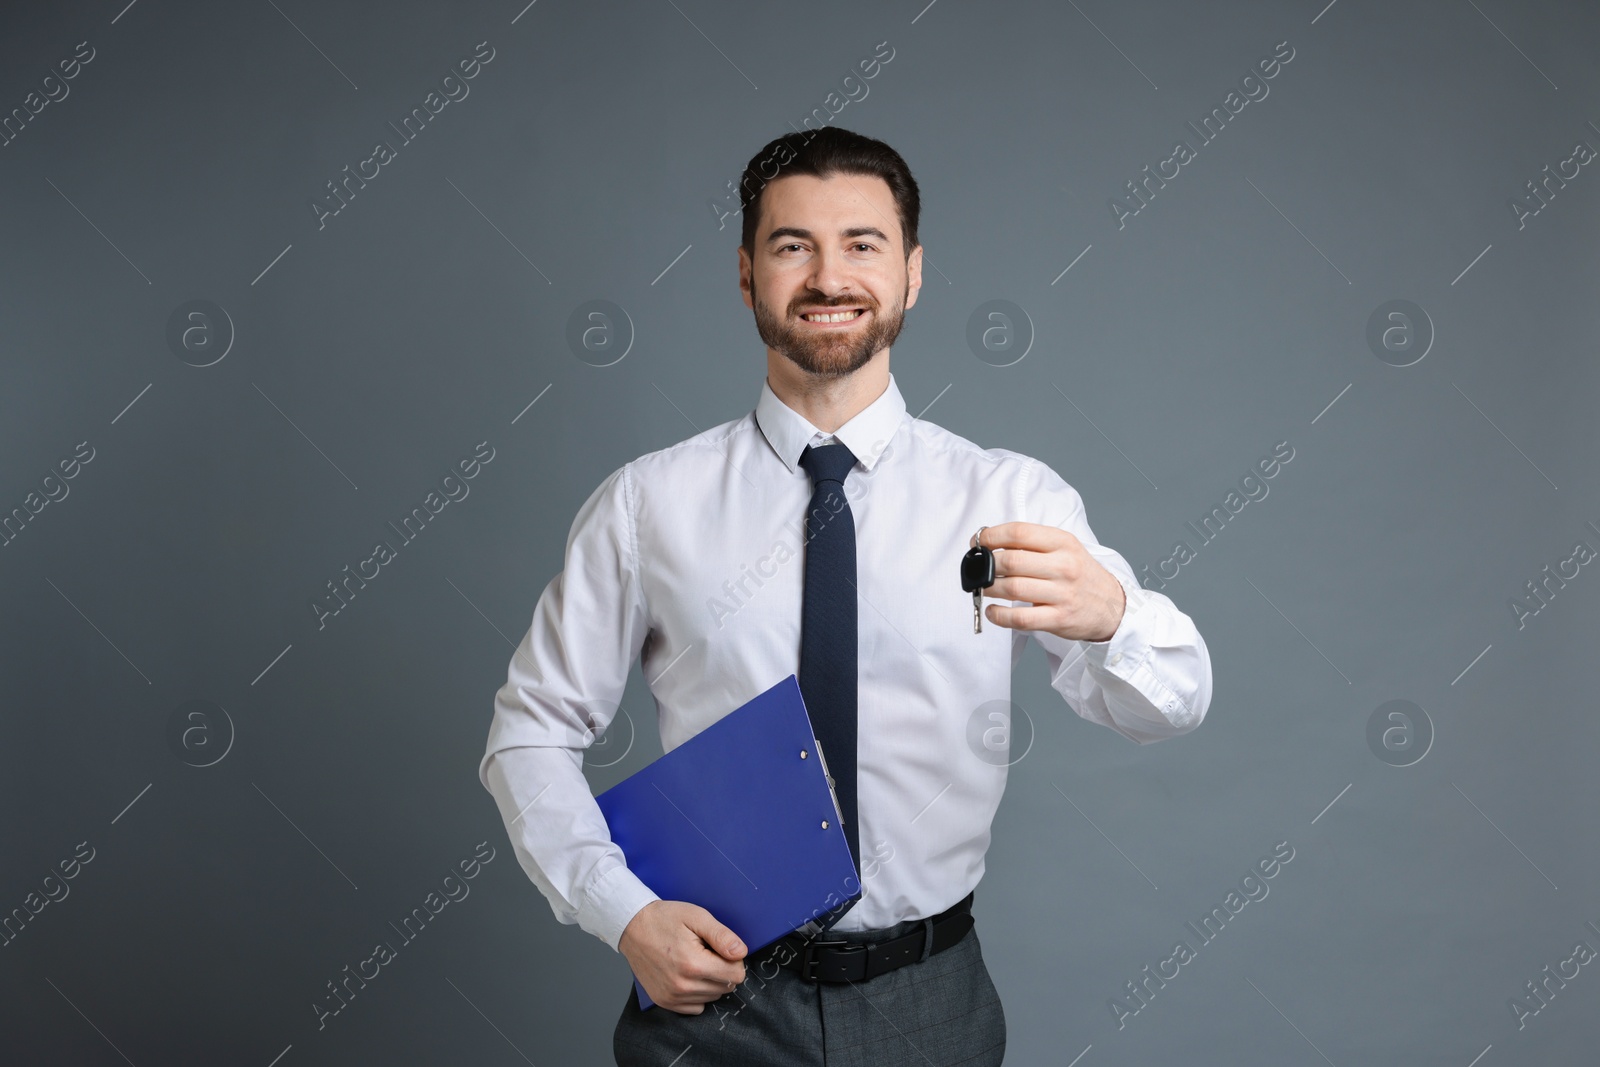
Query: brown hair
738,127,921,260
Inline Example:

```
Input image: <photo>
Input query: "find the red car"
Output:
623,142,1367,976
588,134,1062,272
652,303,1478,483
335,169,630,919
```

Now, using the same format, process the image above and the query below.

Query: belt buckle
797,937,860,982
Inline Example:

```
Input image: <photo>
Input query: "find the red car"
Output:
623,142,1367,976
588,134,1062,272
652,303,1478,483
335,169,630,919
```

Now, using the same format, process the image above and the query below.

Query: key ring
977,526,998,563
972,527,998,575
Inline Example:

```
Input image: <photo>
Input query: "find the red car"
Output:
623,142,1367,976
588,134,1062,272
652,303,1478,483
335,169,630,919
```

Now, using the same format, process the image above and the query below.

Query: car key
960,526,997,633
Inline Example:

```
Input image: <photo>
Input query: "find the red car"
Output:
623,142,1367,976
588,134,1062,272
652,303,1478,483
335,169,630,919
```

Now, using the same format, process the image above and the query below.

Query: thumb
688,908,746,959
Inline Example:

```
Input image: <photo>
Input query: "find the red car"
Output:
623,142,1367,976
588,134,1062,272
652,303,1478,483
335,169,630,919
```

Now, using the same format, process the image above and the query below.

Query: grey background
2,0,1597,1063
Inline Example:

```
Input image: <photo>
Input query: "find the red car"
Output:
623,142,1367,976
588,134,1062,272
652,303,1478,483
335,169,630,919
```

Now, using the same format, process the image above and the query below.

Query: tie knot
799,441,857,488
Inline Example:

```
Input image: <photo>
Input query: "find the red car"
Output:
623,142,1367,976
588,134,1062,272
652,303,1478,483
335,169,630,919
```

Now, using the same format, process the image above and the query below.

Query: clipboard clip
811,739,845,826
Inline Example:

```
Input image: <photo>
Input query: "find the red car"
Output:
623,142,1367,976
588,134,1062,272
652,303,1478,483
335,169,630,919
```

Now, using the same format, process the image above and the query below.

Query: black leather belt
770,891,975,984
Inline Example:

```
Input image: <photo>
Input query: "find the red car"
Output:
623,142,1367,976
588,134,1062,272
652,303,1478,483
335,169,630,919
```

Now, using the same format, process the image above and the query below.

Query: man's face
739,172,923,379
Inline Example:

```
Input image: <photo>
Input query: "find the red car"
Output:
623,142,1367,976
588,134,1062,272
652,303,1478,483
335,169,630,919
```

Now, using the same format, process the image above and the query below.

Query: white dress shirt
479,371,1212,951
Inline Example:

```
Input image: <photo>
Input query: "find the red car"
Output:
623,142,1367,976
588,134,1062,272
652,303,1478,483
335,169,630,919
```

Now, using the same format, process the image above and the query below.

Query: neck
765,351,890,434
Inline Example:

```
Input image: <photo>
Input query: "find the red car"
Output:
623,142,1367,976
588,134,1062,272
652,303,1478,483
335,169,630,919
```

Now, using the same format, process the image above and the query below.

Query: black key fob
961,544,995,592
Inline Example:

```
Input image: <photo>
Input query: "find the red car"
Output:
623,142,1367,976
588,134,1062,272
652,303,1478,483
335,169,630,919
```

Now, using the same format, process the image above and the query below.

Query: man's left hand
969,522,1126,642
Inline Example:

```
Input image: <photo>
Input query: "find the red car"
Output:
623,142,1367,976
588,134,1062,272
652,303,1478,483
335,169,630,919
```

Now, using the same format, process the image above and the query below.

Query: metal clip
812,739,844,824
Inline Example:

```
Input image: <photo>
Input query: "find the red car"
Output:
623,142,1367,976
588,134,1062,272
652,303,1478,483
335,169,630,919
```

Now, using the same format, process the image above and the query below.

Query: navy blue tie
798,441,861,879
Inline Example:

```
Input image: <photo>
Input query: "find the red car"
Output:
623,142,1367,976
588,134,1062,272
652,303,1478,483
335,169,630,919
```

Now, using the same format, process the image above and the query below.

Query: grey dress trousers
612,908,1007,1066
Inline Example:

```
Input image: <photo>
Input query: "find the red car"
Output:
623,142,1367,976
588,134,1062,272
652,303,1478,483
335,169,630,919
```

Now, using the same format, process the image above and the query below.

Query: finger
968,534,1049,582
692,956,747,988
688,975,741,998
985,548,1056,581
686,909,746,960
984,601,1059,632
969,522,1015,549
659,967,742,1012
675,976,741,1008
970,521,1027,550
985,574,1063,605
975,521,1075,553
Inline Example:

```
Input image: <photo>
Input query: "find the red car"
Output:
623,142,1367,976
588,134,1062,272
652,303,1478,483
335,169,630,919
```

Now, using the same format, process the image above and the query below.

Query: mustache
791,299,876,312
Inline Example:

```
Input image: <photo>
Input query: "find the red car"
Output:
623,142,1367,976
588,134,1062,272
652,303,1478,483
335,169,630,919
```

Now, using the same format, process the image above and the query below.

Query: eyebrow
764,225,892,246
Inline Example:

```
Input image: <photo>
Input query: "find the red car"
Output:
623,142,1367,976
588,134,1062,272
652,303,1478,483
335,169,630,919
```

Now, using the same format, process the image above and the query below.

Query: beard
752,276,908,380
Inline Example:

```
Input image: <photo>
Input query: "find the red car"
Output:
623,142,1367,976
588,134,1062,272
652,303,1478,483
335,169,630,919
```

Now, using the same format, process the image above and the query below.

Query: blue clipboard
594,674,861,1011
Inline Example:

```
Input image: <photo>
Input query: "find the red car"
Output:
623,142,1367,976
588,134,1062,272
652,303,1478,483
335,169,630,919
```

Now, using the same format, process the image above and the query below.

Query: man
479,126,1212,1066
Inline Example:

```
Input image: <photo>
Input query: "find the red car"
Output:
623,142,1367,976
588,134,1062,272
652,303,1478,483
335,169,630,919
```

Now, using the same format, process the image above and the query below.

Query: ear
904,244,924,311
738,246,754,310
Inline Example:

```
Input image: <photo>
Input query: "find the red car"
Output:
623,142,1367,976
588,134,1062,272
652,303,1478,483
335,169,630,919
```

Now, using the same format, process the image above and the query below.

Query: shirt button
1107,652,1122,665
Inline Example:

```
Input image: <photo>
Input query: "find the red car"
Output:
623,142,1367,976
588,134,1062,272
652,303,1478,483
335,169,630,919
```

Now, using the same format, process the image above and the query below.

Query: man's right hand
617,900,748,1014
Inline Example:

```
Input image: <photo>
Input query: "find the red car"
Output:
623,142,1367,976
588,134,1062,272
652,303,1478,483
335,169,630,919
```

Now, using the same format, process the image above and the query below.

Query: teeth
802,310,863,323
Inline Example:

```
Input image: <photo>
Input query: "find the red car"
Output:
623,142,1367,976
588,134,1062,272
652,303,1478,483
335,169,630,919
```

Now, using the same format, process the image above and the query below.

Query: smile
799,308,866,325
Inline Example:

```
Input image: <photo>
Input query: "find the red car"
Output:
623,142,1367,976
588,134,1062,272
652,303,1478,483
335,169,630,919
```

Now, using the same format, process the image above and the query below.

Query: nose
804,245,854,300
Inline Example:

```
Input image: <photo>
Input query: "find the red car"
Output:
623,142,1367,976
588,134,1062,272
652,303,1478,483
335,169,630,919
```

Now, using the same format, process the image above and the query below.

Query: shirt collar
755,371,908,474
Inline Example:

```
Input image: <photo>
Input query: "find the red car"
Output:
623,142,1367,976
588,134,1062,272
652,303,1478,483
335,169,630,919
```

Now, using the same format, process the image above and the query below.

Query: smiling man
480,127,1213,1066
